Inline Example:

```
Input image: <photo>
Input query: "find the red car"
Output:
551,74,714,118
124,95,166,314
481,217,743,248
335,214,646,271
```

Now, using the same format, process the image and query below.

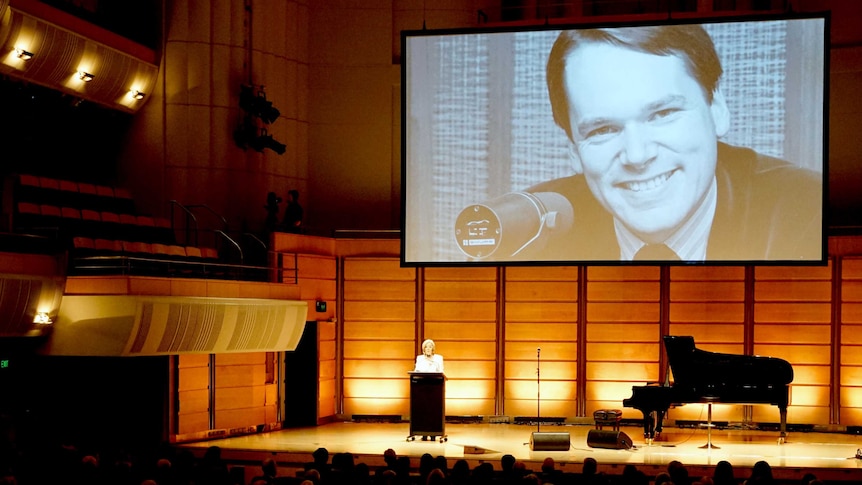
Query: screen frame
400,12,830,268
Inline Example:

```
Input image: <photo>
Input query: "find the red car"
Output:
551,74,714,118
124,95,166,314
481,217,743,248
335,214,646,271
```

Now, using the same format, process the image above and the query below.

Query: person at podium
414,339,444,373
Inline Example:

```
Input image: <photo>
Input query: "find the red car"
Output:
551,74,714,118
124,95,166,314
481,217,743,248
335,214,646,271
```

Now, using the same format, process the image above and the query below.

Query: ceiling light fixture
77,71,94,82
130,89,145,100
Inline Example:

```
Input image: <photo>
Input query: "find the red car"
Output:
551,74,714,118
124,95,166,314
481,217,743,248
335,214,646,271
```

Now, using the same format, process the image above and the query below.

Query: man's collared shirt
616,176,718,261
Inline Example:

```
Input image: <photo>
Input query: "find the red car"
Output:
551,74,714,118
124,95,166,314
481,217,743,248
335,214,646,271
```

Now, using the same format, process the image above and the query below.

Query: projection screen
401,13,828,266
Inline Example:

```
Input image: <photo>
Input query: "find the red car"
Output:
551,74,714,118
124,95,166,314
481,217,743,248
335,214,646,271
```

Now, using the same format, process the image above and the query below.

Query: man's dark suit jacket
523,143,822,262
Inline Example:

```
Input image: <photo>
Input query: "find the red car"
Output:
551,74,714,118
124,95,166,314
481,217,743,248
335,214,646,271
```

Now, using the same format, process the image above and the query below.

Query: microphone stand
536,347,541,434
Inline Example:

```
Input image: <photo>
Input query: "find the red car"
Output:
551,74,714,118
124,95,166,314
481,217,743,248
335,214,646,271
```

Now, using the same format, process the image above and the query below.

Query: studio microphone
454,191,574,260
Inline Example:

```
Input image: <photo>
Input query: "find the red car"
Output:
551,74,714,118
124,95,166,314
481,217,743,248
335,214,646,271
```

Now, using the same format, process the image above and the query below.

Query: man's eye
586,125,619,139
651,108,680,121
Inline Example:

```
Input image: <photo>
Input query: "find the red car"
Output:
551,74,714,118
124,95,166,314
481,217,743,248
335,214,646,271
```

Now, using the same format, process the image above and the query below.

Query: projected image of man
529,25,821,261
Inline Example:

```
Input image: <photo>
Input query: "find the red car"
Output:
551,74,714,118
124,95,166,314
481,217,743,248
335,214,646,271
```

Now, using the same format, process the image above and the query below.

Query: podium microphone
454,191,574,260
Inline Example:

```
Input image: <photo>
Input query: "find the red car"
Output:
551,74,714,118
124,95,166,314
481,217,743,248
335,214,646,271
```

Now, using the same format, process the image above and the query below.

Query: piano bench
593,409,622,431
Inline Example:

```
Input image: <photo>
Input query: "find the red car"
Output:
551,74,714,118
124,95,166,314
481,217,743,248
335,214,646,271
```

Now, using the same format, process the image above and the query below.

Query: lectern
407,372,447,442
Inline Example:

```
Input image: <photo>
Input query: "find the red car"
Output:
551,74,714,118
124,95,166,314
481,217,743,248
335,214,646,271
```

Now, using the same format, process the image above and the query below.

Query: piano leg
779,407,788,444
655,409,666,438
640,410,655,444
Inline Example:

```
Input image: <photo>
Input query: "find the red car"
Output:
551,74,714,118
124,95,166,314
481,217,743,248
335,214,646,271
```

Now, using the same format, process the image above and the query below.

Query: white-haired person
414,339,444,373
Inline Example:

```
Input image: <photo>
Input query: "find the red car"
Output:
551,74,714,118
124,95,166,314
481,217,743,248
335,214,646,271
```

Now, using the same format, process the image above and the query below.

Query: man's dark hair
547,25,723,141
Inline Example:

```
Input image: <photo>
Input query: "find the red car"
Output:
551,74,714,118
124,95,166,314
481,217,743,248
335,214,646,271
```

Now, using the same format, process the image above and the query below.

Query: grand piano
623,335,794,443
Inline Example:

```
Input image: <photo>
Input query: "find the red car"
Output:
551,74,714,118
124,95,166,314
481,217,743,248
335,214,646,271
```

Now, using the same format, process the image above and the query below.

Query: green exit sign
0,359,9,369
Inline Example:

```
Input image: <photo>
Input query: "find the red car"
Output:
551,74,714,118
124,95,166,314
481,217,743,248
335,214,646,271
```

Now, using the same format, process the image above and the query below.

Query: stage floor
176,421,862,482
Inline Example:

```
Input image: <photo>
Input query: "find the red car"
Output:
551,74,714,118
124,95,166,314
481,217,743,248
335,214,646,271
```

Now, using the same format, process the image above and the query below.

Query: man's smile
616,169,678,192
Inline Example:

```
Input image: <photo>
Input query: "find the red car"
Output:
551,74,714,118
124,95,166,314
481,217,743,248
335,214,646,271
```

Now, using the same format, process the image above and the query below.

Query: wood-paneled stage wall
177,235,862,439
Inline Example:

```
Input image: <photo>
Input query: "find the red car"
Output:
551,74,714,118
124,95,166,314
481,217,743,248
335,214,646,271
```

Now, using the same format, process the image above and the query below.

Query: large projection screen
401,14,827,266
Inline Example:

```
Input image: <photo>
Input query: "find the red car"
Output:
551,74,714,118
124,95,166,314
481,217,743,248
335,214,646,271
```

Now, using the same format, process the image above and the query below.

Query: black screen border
400,11,830,268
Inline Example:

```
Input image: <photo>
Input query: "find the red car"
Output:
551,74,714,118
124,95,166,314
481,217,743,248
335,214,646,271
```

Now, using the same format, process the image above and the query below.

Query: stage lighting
16,48,33,60
251,129,287,155
78,71,94,82
234,120,286,155
239,84,280,124
233,117,257,150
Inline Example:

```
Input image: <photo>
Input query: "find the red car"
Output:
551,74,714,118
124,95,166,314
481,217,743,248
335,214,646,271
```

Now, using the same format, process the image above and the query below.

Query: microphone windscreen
454,191,573,260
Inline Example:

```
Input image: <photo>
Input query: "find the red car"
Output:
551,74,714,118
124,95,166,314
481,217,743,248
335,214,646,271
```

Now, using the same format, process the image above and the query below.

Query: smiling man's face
563,42,729,242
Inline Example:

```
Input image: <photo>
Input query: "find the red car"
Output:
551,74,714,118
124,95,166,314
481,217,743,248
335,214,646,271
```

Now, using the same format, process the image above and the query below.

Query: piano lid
663,335,793,387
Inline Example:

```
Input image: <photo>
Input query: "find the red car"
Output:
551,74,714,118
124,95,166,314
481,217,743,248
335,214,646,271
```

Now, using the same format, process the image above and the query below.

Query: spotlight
258,133,287,155
239,84,280,124
233,116,257,150
250,129,287,155
15,48,33,60
130,89,145,100
33,312,53,325
78,71,94,82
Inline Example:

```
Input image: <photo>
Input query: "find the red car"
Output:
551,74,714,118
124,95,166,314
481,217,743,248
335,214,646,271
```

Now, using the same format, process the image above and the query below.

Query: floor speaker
530,432,571,451
586,429,633,449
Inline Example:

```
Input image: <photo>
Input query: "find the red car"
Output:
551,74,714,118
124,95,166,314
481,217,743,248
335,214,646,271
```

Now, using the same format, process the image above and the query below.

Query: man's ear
568,142,584,174
710,87,731,138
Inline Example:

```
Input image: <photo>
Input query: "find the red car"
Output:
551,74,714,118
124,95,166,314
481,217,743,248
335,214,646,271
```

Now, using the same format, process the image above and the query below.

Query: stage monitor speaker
530,432,571,451
586,429,633,449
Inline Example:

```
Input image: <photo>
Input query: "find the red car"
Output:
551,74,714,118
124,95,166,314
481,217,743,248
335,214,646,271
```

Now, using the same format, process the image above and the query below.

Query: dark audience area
0,427,836,485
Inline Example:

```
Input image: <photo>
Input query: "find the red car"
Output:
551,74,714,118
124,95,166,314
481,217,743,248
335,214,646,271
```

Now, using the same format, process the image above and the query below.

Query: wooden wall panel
343,258,414,280
343,398,408,417
588,303,660,322
343,321,415,340
841,257,862,425
506,281,578,301
177,354,210,435
424,302,496,322
424,322,496,340
297,255,337,279
424,267,497,281
506,361,576,380
343,340,413,360
505,302,579,322
669,281,744,301
667,260,742,407
586,323,657,342
504,267,577,419
425,280,497,301
586,362,656,382
585,267,660,418
505,400,575,417
669,266,746,280
754,303,832,323
213,353,267,430
425,268,499,416
343,280,415,301
669,302,744,322
666,324,744,344
586,282,659,301
754,263,833,426
426,340,496,360
506,341,576,360
586,342,660,361
448,399,496,416
505,266,579,281
319,318,338,421
343,257,416,417
344,301,415,321
507,323,576,341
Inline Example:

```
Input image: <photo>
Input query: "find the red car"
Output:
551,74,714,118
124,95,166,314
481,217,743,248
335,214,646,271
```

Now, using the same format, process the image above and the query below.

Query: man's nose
620,124,656,168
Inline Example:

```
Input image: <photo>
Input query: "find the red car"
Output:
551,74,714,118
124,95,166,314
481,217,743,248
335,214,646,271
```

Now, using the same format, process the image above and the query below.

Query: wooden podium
407,372,447,442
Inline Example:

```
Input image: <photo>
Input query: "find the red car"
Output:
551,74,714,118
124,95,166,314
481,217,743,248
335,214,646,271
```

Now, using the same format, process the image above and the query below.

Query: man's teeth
625,171,672,192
